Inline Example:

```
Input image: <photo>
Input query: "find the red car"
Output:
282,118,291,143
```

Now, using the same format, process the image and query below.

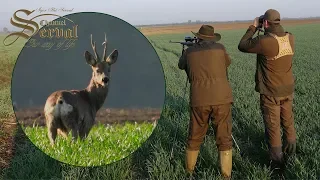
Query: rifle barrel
168,41,194,47
169,41,183,43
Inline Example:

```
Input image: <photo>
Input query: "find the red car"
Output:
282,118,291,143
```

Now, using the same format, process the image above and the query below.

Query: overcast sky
1,0,319,30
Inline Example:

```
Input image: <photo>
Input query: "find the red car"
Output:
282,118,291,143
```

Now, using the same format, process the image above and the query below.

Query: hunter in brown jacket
238,9,297,172
178,25,233,179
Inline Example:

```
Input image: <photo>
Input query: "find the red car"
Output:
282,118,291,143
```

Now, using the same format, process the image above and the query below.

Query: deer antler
102,32,108,61
90,34,100,60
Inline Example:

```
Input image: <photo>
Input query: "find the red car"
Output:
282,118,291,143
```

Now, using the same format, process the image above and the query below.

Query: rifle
169,36,198,49
170,36,197,80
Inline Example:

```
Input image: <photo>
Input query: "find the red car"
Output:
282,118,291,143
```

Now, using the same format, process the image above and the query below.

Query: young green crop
22,122,154,167
1,23,320,179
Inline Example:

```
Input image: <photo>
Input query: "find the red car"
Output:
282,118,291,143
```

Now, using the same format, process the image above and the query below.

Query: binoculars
258,15,264,28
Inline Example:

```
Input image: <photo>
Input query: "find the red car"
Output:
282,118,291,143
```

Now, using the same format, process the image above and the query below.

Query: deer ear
84,51,96,66
106,49,118,65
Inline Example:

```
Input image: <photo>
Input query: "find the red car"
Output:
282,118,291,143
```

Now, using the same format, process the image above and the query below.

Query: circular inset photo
11,12,165,167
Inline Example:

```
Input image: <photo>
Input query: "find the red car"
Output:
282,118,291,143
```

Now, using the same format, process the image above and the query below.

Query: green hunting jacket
238,25,295,97
178,41,233,107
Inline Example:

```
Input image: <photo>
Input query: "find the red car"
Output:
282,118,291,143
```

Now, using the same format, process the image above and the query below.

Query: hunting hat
191,25,221,41
264,9,281,23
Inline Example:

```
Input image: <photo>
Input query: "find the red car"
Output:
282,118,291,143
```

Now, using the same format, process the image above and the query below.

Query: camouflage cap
264,9,281,23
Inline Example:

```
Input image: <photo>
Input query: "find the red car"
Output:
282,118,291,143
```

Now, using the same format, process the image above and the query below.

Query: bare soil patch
0,118,17,169
14,107,161,127
140,19,320,36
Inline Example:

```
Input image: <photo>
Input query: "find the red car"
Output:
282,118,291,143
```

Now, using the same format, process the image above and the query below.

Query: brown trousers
186,103,233,151
260,93,297,156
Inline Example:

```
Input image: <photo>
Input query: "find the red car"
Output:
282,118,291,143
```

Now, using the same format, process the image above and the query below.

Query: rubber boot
269,147,285,178
185,149,199,175
283,141,296,156
219,149,232,180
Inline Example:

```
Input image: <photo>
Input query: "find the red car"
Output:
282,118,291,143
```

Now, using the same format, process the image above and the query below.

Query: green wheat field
23,122,155,167
1,23,320,179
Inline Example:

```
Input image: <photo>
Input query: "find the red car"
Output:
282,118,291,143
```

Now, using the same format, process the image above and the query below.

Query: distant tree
3,27,8,33
188,20,191,24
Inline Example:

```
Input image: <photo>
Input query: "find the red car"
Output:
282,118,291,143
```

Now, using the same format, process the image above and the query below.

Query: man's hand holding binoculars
253,17,260,28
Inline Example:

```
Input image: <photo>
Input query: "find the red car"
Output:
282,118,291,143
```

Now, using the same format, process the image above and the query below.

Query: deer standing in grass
44,33,118,146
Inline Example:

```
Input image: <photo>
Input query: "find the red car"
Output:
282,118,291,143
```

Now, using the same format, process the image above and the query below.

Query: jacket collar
264,24,286,36
198,39,215,45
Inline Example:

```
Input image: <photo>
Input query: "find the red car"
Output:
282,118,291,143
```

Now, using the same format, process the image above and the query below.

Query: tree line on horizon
1,16,320,33
135,16,320,28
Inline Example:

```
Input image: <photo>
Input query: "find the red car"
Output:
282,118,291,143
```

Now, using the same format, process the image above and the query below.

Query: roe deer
44,33,118,145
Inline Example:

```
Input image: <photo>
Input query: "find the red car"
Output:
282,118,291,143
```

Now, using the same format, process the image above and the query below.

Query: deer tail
55,97,73,117
44,96,73,118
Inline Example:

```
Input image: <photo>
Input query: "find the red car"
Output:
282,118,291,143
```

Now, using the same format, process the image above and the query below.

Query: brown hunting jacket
178,40,233,107
238,25,295,97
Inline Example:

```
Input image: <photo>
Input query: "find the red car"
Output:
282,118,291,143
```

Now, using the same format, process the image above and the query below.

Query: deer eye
96,70,102,74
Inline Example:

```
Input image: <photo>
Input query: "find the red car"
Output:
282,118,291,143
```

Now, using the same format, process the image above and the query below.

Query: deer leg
60,115,78,142
79,120,94,140
47,121,57,146
57,122,69,139
77,126,86,141
57,128,68,139
79,134,86,140
79,128,89,140
45,114,58,146
71,129,77,142
71,125,80,142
